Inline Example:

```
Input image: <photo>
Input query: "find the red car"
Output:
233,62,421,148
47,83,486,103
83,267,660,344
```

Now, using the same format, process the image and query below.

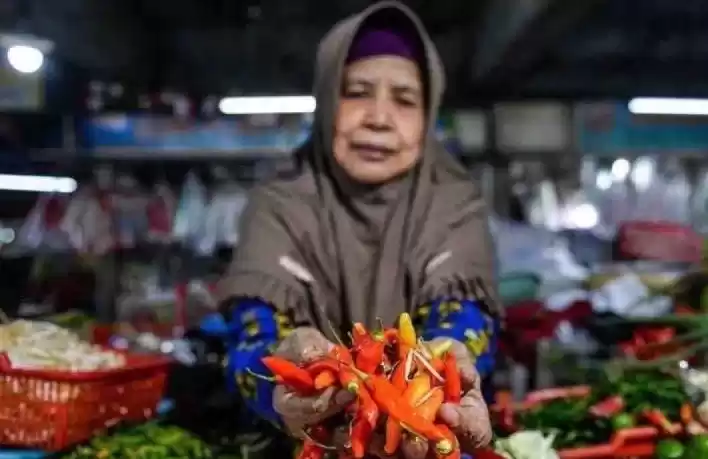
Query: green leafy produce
654,439,684,458
62,422,213,459
508,370,689,450
517,398,612,449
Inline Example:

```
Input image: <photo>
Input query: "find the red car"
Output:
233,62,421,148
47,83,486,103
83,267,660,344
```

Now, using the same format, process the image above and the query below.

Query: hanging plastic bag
112,173,148,249
172,171,208,247
220,182,247,247
16,195,48,252
146,182,176,244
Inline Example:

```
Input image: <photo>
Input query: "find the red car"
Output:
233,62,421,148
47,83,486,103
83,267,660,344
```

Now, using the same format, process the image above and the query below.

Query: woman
215,2,500,457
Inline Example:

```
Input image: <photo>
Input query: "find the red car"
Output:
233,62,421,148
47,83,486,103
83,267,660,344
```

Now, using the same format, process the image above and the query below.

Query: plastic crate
0,353,170,451
492,386,681,459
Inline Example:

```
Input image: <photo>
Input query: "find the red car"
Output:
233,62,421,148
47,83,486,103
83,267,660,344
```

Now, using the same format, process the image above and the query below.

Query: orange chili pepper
350,386,379,458
260,356,316,394
384,373,432,454
305,359,340,376
314,369,338,390
443,352,461,403
346,365,452,454
415,387,445,421
642,409,680,435
432,424,460,459
681,403,694,425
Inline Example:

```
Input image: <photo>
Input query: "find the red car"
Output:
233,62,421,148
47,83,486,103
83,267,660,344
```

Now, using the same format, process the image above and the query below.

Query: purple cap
346,27,421,64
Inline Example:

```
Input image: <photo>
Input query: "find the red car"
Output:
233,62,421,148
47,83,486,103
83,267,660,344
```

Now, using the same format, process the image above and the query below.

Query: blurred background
2,0,708,456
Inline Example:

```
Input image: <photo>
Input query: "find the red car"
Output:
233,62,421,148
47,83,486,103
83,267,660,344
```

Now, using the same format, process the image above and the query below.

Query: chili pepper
339,367,361,393
351,323,370,346
330,345,353,364
246,369,317,396
443,352,461,403
346,365,452,453
642,409,680,435
355,338,386,374
398,312,417,348
415,387,444,421
589,395,625,418
299,425,330,459
432,424,460,459
305,359,340,376
384,373,432,454
260,356,316,394
681,403,694,426
314,369,338,390
350,386,379,459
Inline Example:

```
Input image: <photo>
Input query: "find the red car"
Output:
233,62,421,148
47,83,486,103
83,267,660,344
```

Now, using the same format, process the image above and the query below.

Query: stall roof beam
470,0,605,81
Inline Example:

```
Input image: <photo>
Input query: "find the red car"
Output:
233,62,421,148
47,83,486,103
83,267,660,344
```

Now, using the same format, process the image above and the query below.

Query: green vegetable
61,422,212,459
685,434,708,459
610,413,635,430
654,439,684,458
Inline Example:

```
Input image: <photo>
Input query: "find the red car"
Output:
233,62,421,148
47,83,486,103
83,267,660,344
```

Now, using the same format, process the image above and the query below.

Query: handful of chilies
249,313,463,459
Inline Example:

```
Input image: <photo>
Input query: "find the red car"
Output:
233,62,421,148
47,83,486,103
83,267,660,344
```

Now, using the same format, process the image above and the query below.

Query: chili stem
246,368,276,383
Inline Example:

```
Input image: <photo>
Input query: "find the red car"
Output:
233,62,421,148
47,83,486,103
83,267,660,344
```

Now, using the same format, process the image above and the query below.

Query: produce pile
495,370,704,452
0,319,125,371
252,314,464,459
61,422,213,458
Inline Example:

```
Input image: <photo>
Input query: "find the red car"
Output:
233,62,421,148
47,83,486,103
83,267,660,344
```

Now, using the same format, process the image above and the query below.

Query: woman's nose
363,98,393,130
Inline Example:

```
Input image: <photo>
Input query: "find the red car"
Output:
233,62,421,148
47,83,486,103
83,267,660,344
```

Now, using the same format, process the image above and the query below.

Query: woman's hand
394,337,493,459
271,327,355,438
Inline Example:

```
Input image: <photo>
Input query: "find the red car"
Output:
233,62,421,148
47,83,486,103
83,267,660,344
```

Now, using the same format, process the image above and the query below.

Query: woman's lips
350,143,395,161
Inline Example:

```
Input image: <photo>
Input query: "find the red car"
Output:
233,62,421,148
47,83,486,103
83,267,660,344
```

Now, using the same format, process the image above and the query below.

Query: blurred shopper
207,1,500,456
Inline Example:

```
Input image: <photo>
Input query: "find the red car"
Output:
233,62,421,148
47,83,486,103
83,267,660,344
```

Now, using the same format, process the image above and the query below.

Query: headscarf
217,1,499,338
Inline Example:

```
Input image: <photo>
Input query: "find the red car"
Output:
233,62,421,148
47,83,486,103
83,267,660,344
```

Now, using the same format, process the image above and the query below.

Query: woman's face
333,56,425,185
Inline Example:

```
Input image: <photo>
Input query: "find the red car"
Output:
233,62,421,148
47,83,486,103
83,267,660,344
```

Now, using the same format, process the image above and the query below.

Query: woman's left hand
395,337,493,459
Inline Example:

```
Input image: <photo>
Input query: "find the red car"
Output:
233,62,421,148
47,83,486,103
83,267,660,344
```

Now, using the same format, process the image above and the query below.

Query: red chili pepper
355,339,386,374
299,425,330,459
350,386,379,459
298,438,325,459
589,395,625,418
443,352,461,403
642,409,680,435
346,365,452,452
260,356,316,394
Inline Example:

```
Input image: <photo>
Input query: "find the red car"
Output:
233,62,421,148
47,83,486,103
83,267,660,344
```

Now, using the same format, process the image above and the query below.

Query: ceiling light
0,174,77,193
6,45,44,74
218,96,316,115
628,98,708,116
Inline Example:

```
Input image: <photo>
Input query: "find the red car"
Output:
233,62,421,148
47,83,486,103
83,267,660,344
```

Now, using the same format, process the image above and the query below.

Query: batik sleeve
414,298,499,379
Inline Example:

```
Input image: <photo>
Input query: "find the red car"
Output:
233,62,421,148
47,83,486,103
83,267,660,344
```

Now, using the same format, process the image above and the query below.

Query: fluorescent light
628,97,708,116
6,45,44,74
0,174,77,193
218,96,316,115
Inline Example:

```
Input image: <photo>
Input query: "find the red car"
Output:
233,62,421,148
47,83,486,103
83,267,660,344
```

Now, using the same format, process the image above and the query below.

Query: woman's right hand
272,327,355,438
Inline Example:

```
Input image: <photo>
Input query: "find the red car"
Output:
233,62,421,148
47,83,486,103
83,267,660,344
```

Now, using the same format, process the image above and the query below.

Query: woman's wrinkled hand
394,337,493,459
271,327,355,438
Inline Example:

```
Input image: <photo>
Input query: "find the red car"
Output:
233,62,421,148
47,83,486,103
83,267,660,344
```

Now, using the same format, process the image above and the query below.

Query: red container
0,353,171,451
492,386,680,459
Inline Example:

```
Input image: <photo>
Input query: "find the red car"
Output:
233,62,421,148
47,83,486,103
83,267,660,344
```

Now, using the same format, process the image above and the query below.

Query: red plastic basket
0,352,171,451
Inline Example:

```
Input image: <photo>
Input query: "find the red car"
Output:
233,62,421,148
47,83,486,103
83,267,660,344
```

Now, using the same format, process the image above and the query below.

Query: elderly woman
214,1,500,457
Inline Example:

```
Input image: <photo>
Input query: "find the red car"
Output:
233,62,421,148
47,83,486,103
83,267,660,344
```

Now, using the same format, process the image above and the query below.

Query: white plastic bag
172,171,208,247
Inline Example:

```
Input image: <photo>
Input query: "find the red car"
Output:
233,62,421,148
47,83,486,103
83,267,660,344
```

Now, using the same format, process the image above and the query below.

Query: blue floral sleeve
414,299,499,401
202,298,294,425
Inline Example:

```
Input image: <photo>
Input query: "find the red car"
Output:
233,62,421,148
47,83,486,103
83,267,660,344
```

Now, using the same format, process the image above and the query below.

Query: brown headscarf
217,1,499,339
